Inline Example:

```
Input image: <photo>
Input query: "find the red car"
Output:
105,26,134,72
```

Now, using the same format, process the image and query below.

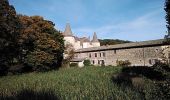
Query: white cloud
73,9,166,41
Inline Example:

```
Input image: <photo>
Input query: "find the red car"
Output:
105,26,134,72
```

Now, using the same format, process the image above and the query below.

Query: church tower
91,32,100,47
63,23,75,46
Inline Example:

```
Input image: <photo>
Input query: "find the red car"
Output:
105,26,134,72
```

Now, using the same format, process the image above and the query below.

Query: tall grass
0,66,143,100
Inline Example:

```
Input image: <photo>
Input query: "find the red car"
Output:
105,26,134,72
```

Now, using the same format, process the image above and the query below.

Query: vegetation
83,59,91,66
99,39,131,46
0,66,145,100
1,65,169,100
0,0,64,74
165,0,170,40
0,0,21,67
116,60,131,67
69,63,78,67
18,15,64,71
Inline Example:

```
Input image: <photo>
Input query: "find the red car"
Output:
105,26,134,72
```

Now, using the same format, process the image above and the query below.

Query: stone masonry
74,39,170,66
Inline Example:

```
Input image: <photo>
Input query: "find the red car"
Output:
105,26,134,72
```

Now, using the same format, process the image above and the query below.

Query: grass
0,66,144,100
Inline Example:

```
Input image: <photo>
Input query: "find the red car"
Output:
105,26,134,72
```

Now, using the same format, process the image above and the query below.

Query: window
101,60,105,66
114,50,116,54
93,60,95,64
149,59,159,65
103,52,106,57
100,53,101,57
89,53,91,58
98,60,100,64
149,59,152,64
95,53,97,57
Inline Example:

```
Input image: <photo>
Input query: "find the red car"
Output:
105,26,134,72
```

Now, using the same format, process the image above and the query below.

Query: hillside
99,39,132,46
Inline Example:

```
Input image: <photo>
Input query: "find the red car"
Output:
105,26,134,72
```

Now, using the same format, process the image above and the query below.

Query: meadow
0,66,146,100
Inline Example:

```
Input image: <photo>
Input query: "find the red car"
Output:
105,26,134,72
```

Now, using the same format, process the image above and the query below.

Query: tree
62,43,75,68
99,39,131,46
165,0,170,38
18,15,64,71
0,0,21,66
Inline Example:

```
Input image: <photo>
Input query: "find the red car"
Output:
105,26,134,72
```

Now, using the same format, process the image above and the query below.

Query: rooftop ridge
75,39,169,53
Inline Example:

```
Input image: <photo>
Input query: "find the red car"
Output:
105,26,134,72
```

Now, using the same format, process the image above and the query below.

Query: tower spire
92,32,99,42
63,23,73,36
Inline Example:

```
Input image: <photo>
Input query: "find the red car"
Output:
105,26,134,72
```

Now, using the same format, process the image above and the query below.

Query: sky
9,0,167,41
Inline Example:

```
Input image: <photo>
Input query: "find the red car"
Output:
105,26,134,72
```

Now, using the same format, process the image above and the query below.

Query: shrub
116,60,131,67
0,64,8,76
143,79,170,100
152,62,170,77
69,63,78,67
83,60,91,66
143,62,170,100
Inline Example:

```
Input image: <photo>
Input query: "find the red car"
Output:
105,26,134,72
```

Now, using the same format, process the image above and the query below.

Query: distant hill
99,39,132,46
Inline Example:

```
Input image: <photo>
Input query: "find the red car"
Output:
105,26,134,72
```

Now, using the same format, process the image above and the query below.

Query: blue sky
9,0,166,41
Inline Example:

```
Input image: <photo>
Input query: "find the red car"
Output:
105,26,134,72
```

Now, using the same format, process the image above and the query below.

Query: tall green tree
18,15,64,71
165,0,170,38
0,0,20,65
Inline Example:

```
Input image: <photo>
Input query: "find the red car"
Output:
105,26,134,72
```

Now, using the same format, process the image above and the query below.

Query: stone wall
75,45,170,66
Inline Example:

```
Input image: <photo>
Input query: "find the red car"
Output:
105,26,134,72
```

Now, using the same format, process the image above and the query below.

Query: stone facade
74,39,170,66
62,23,100,50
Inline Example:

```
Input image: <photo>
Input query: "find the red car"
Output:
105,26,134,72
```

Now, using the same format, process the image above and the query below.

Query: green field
0,66,144,100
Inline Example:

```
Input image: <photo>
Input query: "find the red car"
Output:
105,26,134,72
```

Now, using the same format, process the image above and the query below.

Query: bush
143,62,170,100
116,60,131,67
0,64,8,76
143,79,170,100
69,63,78,67
152,62,170,77
83,60,91,66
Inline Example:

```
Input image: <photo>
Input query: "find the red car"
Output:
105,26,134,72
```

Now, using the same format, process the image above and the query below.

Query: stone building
62,23,170,67
62,23,100,50
74,39,170,67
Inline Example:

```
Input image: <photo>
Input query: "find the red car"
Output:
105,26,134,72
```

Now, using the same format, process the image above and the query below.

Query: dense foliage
69,63,78,67
0,0,21,66
99,39,131,46
165,0,170,33
18,15,64,71
116,60,131,67
165,0,170,41
83,59,91,66
0,0,64,74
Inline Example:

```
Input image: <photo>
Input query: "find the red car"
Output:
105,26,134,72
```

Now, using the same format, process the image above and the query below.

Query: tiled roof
91,32,99,42
63,23,73,36
75,39,169,53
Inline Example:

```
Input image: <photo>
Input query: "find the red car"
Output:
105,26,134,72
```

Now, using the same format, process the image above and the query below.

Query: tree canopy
99,39,131,46
165,0,170,38
0,0,21,65
18,15,64,71
0,0,64,74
